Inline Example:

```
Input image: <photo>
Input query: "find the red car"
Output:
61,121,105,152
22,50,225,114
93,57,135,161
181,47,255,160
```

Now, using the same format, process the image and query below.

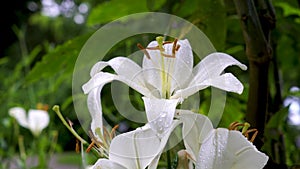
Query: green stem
52,105,100,157
167,149,171,169
52,105,87,144
37,137,46,168
18,135,27,162
12,25,35,105
48,130,58,158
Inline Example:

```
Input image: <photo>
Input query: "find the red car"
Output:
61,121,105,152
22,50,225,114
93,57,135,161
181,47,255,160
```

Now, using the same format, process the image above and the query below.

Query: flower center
137,37,181,98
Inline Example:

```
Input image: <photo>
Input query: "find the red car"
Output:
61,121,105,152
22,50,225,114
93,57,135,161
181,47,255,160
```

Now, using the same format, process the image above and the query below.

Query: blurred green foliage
1,0,300,168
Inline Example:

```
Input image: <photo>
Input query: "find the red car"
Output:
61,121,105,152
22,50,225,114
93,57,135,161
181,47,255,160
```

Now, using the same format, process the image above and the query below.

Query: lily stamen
228,121,245,130
76,139,80,153
86,125,119,157
137,38,180,59
176,44,181,51
86,140,95,153
110,124,119,140
162,41,173,45
172,39,178,56
137,43,151,59
243,128,258,143
228,121,258,142
161,52,176,58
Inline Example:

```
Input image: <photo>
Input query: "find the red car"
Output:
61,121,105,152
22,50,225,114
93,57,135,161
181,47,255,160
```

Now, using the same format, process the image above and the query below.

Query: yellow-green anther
242,122,250,134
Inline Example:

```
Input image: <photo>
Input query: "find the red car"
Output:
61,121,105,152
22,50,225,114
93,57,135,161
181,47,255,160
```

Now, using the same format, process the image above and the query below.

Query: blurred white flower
82,37,247,136
9,107,50,136
177,110,269,169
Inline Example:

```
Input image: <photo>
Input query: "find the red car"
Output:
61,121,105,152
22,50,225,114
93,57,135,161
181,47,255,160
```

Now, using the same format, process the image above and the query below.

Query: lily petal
28,109,49,136
90,57,144,86
196,128,268,169
226,130,269,169
109,121,181,169
83,72,152,97
83,72,153,139
172,72,245,100
192,52,247,83
87,87,103,139
148,120,182,169
171,52,247,99
8,107,29,128
142,97,179,134
142,39,193,95
92,159,126,169
168,39,194,92
201,73,245,94
177,110,214,161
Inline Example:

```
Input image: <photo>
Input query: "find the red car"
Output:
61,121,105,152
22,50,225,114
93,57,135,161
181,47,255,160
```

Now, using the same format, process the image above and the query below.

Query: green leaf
87,0,166,26
25,32,93,85
275,2,300,17
174,0,227,50
266,106,289,129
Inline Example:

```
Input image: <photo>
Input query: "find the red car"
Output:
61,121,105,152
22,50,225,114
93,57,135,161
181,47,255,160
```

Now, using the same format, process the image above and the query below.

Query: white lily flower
177,110,269,169
82,37,247,136
91,120,181,169
9,107,50,137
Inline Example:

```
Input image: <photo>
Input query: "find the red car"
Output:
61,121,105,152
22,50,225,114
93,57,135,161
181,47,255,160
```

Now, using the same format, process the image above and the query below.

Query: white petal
27,109,49,136
171,52,247,99
177,110,214,161
82,72,152,97
169,39,194,92
92,159,126,169
9,107,29,128
227,130,269,169
142,97,179,134
110,121,181,169
87,87,103,140
171,73,244,99
109,125,160,169
82,72,152,139
196,128,230,169
142,41,161,93
202,73,245,94
142,39,193,95
148,120,182,169
90,57,144,84
82,72,152,140
195,128,268,169
191,52,247,84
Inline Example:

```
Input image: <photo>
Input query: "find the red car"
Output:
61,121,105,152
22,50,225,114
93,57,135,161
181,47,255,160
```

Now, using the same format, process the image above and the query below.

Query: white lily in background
177,110,269,169
91,121,181,169
82,37,247,136
9,107,50,137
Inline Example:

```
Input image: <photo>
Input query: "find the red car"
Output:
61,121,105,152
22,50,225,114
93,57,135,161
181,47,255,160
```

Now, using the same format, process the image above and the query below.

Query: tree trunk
233,1,289,168
233,0,274,148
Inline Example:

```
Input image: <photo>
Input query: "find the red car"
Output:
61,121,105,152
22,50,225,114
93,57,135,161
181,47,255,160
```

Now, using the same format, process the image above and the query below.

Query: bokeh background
1,0,299,168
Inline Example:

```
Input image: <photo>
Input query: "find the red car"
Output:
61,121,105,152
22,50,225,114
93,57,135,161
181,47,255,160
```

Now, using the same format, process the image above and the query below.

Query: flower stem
53,105,87,144
18,135,27,162
167,149,171,169
52,105,100,157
